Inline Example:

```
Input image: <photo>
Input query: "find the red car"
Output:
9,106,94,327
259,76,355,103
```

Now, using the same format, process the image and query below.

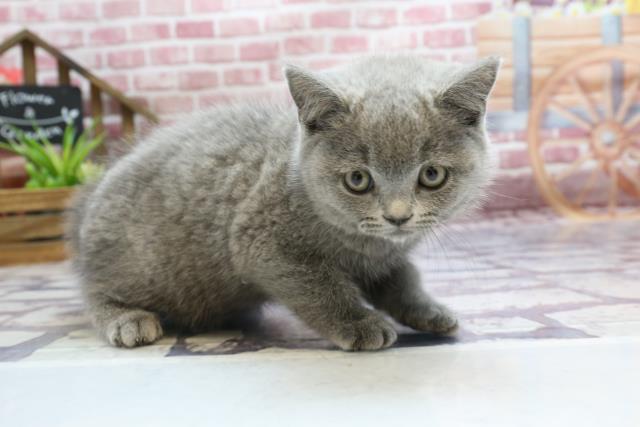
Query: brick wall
0,0,543,210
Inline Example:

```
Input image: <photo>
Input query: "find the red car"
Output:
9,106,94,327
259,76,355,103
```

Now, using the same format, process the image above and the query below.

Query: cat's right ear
284,65,348,134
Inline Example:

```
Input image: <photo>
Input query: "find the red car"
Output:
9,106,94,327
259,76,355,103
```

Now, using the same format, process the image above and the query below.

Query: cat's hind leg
87,293,163,348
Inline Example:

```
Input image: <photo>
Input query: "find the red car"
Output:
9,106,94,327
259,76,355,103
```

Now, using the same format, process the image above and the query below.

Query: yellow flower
605,3,625,15
565,2,587,17
627,0,640,14
540,6,564,18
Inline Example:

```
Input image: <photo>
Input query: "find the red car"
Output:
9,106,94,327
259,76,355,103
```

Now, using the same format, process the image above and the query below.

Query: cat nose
384,199,413,226
383,214,413,226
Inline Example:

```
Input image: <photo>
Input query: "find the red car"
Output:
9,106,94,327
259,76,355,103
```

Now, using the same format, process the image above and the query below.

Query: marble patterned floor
0,210,639,361
2,210,640,427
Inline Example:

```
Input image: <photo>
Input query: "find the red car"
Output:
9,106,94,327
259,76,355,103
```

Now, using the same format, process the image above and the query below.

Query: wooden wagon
478,14,640,220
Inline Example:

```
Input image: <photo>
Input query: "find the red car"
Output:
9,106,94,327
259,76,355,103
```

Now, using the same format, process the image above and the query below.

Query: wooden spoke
553,152,592,183
631,137,640,151
615,77,640,122
604,64,614,119
630,148,640,162
570,74,601,123
608,166,618,215
620,159,640,193
574,167,599,206
624,111,640,131
548,100,593,132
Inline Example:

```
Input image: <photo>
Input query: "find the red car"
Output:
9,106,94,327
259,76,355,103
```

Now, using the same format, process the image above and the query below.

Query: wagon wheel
528,47,640,220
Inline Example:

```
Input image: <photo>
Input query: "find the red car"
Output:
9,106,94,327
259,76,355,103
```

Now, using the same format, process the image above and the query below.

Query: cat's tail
65,181,99,258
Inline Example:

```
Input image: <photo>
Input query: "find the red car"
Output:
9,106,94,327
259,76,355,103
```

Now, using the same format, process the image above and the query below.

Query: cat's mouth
357,223,423,240
389,228,413,236
357,217,437,241
382,228,422,243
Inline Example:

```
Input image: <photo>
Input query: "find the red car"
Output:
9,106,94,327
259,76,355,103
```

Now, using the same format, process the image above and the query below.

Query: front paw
330,313,397,351
401,302,458,335
105,311,163,348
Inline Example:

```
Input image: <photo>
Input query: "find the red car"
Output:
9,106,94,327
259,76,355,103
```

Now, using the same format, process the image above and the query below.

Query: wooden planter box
0,187,75,266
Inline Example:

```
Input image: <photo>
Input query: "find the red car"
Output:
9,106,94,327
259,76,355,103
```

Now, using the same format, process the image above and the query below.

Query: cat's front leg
367,262,458,335
263,265,397,351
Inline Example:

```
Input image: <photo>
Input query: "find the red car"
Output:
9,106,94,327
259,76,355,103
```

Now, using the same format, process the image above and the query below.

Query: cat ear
436,56,501,127
284,65,348,133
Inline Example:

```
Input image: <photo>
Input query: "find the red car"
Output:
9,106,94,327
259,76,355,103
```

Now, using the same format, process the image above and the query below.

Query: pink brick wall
0,0,545,210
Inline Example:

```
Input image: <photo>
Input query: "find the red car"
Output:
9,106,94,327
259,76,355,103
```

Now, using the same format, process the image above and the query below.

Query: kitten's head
285,55,500,242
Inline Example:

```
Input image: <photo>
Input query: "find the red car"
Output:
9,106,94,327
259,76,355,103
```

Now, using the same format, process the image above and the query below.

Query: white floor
3,215,640,426
2,337,638,427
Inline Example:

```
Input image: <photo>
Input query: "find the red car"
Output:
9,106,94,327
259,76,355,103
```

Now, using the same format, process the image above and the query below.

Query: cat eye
419,165,448,190
344,170,373,194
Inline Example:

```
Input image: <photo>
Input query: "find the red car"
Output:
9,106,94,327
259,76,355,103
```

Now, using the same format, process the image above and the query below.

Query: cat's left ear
284,65,348,134
436,56,501,127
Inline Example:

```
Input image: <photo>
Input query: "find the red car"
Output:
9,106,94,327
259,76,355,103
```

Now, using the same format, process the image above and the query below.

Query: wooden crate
0,187,74,266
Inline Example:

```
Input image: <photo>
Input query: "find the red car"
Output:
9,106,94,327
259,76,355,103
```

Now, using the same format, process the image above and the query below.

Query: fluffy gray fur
68,55,500,351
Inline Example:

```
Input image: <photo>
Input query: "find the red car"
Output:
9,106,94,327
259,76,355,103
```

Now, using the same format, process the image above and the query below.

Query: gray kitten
68,55,499,351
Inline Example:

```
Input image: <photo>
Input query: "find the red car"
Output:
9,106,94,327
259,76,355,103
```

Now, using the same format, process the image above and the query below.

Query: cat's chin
386,230,419,244
360,229,421,245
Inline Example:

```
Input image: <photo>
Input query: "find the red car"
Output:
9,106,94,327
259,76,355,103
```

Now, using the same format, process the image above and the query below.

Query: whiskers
358,218,385,235
360,214,485,284
418,213,438,219
360,223,383,229
485,189,527,202
414,213,438,227
358,215,436,239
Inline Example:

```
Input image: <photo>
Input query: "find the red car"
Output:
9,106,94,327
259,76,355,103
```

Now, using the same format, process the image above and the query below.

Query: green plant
0,124,105,189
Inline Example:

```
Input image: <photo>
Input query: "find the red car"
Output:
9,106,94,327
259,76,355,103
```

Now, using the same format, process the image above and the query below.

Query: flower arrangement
491,0,633,17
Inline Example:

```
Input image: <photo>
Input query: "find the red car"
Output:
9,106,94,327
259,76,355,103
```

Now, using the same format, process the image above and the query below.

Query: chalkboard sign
0,85,84,144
